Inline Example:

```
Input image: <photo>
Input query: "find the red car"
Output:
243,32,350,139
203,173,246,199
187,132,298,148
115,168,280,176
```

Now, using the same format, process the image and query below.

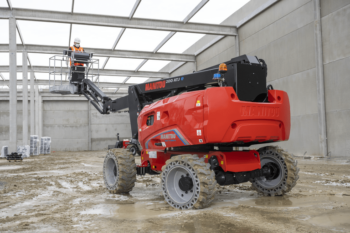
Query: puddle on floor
308,211,350,230
0,165,23,171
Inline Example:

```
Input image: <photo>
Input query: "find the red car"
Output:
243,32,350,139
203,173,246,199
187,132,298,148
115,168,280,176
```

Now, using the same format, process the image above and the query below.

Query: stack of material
7,152,23,162
1,146,8,158
40,137,51,155
17,145,30,158
30,135,40,156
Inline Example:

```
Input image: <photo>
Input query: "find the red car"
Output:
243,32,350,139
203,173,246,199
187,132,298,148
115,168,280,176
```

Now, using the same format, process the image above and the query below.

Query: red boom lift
52,52,300,209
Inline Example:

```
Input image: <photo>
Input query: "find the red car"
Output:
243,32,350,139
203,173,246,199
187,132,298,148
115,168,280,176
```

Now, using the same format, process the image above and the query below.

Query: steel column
22,51,28,145
30,70,35,135
9,17,17,153
314,0,328,157
235,35,240,57
35,85,39,136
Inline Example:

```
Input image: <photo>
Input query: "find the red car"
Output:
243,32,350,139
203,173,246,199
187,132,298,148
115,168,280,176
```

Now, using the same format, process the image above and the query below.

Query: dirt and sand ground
0,151,350,232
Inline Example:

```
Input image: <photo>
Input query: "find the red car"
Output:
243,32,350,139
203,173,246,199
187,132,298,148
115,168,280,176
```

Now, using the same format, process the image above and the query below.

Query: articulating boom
74,54,269,140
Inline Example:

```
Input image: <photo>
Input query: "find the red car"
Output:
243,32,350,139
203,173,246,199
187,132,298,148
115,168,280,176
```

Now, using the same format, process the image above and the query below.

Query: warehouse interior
1,0,350,232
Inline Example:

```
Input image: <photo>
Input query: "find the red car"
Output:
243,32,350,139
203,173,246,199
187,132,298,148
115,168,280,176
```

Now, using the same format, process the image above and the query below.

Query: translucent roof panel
29,53,61,67
126,77,149,84
190,0,250,24
0,20,23,44
105,58,144,70
11,0,72,12
74,0,136,17
0,0,8,7
99,76,126,83
116,29,171,52
70,25,123,49
139,60,171,72
134,0,201,21
158,32,205,53
1,73,24,80
35,73,51,80
0,86,9,90
17,21,70,46
0,53,28,66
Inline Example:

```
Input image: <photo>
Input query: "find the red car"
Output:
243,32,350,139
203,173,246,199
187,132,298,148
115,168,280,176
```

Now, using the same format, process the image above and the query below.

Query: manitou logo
145,81,166,91
161,134,176,139
241,106,280,117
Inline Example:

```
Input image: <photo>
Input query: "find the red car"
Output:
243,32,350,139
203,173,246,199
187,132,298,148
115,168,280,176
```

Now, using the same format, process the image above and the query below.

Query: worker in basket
69,38,85,83
69,38,85,67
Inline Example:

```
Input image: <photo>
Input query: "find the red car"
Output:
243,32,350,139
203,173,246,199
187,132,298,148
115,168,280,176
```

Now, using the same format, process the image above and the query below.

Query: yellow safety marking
196,100,200,103
146,151,148,154
221,161,224,165
153,166,155,169
205,155,208,158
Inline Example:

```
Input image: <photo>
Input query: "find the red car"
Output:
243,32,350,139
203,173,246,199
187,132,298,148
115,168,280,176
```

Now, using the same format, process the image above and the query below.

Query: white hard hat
74,38,81,43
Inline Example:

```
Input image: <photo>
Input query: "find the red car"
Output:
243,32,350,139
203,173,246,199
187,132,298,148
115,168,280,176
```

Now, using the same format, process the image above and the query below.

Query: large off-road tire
161,154,217,210
103,148,136,194
251,146,299,196
127,144,139,156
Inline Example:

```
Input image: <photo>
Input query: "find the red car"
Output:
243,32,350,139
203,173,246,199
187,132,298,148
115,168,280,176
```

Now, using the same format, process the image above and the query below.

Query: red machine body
138,86,290,173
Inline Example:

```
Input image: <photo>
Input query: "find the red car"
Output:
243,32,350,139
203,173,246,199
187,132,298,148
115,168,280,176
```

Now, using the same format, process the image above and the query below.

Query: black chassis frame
78,55,268,148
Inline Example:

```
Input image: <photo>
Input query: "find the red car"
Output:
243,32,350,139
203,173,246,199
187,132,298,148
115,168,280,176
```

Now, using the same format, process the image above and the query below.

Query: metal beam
1,80,135,88
183,0,209,23
314,0,328,157
0,66,170,78
0,44,195,62
0,8,237,36
194,36,225,56
22,51,29,145
30,70,34,136
237,0,280,28
153,32,176,53
129,0,141,19
102,28,126,69
9,16,17,153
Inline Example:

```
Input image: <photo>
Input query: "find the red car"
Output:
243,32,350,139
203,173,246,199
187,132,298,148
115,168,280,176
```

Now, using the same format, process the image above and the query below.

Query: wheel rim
165,165,196,205
130,147,136,155
256,157,283,188
105,157,118,186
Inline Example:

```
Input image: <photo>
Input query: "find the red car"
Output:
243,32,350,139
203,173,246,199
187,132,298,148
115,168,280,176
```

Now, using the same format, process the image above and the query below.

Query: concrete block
245,23,315,82
43,110,88,125
50,138,88,151
239,0,311,41
326,110,350,158
321,0,350,17
324,56,350,112
277,113,320,156
43,101,88,111
240,1,314,55
43,125,88,139
91,124,131,139
269,68,318,117
196,36,235,67
91,111,130,124
321,4,350,64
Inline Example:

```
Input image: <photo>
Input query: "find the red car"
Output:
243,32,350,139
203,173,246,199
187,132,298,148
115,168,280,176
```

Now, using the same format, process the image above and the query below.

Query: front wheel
251,146,299,196
161,154,217,210
103,149,136,194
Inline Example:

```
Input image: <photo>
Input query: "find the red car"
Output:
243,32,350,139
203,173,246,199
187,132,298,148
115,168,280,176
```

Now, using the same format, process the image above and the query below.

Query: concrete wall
42,100,131,151
321,1,350,157
0,100,32,147
165,0,349,157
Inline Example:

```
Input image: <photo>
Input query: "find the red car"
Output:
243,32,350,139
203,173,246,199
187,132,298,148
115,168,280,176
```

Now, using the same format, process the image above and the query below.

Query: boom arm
75,55,268,140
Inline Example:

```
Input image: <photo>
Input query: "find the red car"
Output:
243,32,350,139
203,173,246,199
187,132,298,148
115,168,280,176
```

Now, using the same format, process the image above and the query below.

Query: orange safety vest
70,46,84,66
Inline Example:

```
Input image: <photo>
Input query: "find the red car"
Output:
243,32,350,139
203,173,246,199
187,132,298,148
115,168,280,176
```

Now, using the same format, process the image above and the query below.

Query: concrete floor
0,151,350,232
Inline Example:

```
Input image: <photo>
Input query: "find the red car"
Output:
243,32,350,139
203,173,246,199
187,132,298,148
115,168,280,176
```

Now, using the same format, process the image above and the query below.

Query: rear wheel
103,148,136,194
161,154,217,209
127,144,139,156
251,146,299,196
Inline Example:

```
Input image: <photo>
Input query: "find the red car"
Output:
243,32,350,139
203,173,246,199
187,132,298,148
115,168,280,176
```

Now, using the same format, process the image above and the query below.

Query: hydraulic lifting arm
69,54,268,140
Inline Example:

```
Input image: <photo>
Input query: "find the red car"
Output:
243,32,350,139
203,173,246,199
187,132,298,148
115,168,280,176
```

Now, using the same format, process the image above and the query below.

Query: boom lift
49,51,300,209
